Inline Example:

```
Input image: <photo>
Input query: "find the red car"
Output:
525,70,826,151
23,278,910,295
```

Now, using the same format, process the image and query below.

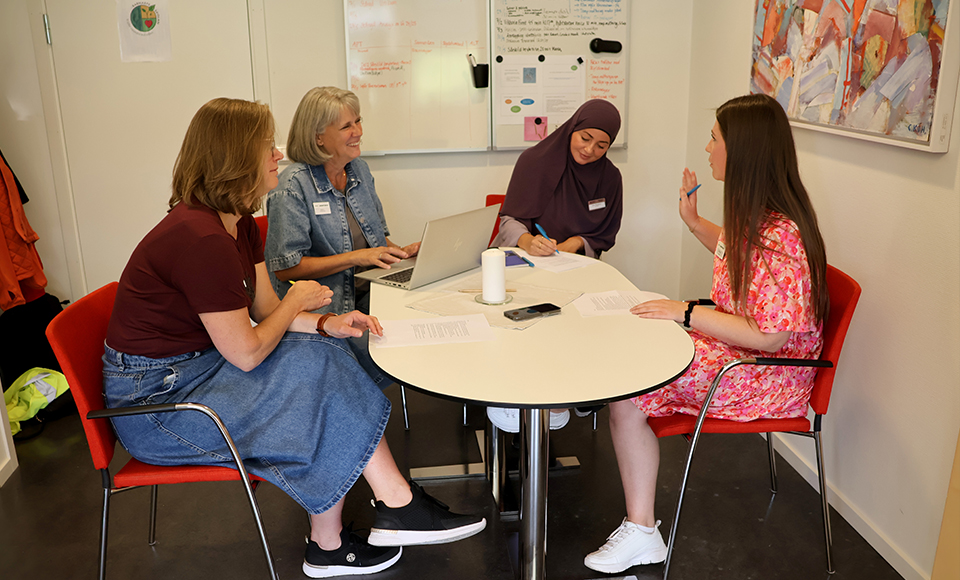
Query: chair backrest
809,265,861,415
254,215,269,247
485,194,505,246
45,282,119,471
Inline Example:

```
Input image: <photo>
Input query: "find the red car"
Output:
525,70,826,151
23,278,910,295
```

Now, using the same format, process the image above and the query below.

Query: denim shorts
102,333,391,514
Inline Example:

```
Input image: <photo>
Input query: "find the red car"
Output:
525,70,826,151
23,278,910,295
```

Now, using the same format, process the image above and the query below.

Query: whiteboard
344,0,491,154
491,0,630,150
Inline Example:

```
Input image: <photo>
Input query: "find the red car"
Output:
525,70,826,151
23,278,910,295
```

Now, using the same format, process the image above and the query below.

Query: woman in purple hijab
487,99,623,436
492,99,623,259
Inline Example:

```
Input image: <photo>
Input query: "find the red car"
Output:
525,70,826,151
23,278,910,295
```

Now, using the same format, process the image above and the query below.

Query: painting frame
750,0,959,153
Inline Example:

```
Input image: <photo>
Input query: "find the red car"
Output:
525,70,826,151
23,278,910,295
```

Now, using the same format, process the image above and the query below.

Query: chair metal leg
463,403,468,427
766,434,778,493
400,384,410,430
178,403,279,580
662,410,707,580
485,422,508,512
592,410,598,431
663,359,751,580
148,484,159,545
815,431,835,574
99,486,110,580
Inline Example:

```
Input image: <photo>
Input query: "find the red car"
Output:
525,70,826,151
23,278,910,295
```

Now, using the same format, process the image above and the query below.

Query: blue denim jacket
264,158,389,314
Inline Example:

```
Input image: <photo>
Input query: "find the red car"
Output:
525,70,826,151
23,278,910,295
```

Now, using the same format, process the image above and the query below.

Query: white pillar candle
481,248,506,303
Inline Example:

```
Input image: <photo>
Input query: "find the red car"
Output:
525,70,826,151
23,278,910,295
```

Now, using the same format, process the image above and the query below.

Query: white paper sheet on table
371,314,495,348
512,248,594,273
572,290,669,316
408,272,582,330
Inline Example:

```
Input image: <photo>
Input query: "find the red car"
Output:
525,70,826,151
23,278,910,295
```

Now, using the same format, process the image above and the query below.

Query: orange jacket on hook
0,154,47,310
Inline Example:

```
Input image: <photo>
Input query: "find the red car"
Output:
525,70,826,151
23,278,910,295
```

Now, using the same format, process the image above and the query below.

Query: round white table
370,256,694,580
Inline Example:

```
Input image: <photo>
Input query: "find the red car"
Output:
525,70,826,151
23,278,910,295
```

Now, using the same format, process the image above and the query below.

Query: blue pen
533,223,560,254
685,184,702,197
519,255,535,267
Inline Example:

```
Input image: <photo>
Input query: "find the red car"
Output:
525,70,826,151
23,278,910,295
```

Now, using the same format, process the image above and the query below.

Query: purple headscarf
500,99,623,253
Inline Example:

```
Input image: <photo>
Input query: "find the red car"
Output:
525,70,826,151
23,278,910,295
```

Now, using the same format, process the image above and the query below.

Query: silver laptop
356,205,499,290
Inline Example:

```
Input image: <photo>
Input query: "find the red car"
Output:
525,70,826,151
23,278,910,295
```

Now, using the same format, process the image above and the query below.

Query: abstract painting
750,0,955,149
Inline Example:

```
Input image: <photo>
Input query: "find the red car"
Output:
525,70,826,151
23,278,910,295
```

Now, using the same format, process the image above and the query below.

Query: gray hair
286,86,361,166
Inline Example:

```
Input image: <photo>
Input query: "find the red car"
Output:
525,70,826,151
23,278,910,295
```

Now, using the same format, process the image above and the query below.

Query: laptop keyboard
381,269,414,283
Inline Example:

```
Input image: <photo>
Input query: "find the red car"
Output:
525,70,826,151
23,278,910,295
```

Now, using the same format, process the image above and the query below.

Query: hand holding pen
533,224,560,255
520,225,558,256
679,168,701,233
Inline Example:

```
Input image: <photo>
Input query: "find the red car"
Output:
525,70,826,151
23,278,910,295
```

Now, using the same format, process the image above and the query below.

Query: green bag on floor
4,368,70,436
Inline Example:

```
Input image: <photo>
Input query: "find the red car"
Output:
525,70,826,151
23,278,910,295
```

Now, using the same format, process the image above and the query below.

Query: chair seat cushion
114,457,265,488
648,414,811,438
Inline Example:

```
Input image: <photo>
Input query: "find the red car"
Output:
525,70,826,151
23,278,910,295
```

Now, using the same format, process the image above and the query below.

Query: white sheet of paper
573,290,669,316
513,248,593,273
371,314,495,348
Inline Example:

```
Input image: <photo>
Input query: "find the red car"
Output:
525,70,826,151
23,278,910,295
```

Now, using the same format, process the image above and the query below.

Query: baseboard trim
769,432,928,580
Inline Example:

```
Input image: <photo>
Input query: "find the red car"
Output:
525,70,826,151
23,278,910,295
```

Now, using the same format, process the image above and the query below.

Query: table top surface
369,256,695,409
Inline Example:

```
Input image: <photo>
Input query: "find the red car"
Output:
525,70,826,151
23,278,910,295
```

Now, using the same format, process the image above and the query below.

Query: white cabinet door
44,0,254,290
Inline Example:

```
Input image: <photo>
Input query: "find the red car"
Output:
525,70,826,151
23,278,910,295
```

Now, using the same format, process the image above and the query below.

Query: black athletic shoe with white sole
303,525,402,578
368,481,486,546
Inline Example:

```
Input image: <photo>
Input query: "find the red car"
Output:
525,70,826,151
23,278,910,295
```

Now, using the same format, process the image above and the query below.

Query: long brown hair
717,94,828,322
170,98,274,214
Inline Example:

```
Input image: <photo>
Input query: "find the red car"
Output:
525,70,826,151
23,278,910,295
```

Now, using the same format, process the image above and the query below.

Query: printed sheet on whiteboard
495,54,586,125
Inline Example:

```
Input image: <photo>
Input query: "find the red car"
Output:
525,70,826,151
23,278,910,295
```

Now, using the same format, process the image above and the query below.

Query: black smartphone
504,303,562,321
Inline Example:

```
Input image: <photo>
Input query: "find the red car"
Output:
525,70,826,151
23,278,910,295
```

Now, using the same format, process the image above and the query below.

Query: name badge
313,202,331,215
588,198,606,211
715,240,726,260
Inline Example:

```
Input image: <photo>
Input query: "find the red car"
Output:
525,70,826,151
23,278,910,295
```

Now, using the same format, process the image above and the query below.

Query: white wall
682,2,960,580
0,0,71,300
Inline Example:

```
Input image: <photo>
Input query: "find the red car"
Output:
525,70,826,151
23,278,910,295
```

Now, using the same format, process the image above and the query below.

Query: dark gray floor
0,383,904,580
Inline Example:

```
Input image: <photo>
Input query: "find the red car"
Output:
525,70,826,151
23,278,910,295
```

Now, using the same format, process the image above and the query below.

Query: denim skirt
102,333,391,515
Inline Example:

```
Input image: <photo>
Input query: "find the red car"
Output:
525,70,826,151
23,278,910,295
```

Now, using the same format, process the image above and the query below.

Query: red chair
485,194,505,246
45,282,277,580
650,265,861,578
254,214,269,246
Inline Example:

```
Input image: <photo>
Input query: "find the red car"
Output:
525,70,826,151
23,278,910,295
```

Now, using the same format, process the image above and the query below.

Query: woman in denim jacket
265,87,419,385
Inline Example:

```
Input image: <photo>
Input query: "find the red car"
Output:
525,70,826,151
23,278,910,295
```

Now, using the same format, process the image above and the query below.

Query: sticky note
524,116,548,141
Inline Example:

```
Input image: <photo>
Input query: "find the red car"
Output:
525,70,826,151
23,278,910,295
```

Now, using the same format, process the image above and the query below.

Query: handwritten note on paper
371,314,496,348
573,290,669,317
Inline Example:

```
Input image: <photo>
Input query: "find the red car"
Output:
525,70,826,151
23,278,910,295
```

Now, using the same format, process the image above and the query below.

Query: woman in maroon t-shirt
103,98,485,577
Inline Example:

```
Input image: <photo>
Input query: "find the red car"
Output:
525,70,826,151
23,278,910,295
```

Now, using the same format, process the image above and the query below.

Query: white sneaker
486,407,570,434
583,518,668,573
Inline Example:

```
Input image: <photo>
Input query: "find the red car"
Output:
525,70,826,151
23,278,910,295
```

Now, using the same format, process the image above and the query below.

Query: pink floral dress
635,214,822,421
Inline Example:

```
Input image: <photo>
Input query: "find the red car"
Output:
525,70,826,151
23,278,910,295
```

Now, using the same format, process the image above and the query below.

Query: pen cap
481,248,506,303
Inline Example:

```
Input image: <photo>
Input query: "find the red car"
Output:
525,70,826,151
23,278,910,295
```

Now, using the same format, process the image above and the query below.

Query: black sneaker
368,481,486,546
302,524,402,578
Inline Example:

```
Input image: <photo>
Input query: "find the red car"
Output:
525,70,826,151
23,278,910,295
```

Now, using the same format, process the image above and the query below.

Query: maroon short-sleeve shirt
106,203,264,358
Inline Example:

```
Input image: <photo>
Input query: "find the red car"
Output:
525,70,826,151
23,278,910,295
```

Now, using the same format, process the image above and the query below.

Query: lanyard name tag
313,202,331,215
715,241,726,260
588,198,606,211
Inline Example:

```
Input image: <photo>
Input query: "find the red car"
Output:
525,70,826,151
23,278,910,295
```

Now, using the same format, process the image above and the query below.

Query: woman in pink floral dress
584,94,829,574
